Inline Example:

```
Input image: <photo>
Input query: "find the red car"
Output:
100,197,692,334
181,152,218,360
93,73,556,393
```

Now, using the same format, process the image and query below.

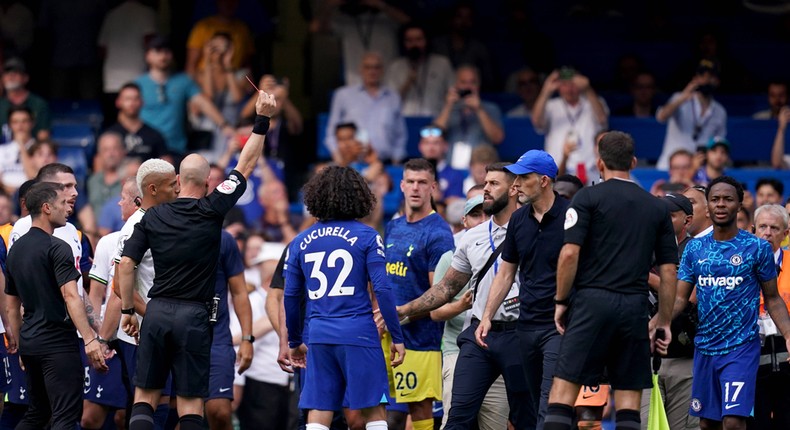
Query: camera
559,66,576,81
456,88,472,98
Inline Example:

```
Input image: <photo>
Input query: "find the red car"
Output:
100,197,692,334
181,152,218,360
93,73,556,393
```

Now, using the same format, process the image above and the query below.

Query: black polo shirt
122,170,247,302
5,227,81,355
501,193,569,328
106,122,168,159
565,178,677,295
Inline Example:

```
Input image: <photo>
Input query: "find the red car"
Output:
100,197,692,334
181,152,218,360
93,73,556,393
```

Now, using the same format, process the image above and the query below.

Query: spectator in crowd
325,52,407,164
753,204,790,430
656,60,727,170
756,177,785,208
98,0,157,122
87,132,127,215
463,144,499,193
257,177,299,244
186,0,255,79
38,0,106,99
136,36,235,158
737,206,752,231
106,82,170,161
0,106,34,194
614,72,657,118
432,3,494,90
532,67,608,181
693,137,730,186
0,58,51,141
650,149,697,197
754,81,787,120
507,68,541,118
386,23,454,117
27,140,58,177
683,184,713,237
192,32,248,160
770,106,790,169
434,66,504,169
0,1,34,57
417,125,465,203
240,75,303,162
316,0,410,85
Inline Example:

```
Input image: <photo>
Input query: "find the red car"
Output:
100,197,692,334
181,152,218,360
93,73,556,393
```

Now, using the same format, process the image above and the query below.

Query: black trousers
752,335,790,430
17,350,83,430
237,377,290,430
445,321,533,430
518,326,562,430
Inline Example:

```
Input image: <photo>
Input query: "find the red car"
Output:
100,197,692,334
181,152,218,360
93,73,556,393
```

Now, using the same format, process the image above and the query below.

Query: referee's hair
754,204,789,230
35,163,74,182
303,166,375,221
485,162,516,182
598,130,635,171
404,157,436,177
706,175,744,203
137,158,175,195
26,182,65,217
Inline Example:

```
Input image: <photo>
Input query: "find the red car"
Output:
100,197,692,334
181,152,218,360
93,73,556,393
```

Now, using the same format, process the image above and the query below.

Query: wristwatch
121,307,135,315
553,296,571,306
241,335,255,343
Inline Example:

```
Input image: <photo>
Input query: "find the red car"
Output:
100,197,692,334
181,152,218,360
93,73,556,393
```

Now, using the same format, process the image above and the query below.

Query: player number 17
304,250,355,300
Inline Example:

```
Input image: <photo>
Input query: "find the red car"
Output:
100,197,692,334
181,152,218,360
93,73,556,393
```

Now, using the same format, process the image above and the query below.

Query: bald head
179,154,211,194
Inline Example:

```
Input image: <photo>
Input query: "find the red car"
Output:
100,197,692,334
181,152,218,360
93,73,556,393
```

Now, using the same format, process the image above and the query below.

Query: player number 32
305,250,355,299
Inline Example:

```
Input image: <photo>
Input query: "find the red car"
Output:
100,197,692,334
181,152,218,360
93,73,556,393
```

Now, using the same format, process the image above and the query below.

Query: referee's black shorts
553,288,652,391
134,297,213,397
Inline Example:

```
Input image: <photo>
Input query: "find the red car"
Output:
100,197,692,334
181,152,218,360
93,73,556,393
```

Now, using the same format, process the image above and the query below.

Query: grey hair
136,158,175,195
754,203,789,230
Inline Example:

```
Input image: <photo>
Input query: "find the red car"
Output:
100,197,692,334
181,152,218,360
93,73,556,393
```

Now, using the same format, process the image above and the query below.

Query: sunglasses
420,127,443,138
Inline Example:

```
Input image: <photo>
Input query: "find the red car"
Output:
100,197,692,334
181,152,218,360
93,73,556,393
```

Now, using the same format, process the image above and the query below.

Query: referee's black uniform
122,170,247,398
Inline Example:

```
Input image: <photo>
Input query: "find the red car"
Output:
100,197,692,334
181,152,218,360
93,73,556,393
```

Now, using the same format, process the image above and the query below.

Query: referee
5,182,107,430
543,131,678,430
117,90,277,430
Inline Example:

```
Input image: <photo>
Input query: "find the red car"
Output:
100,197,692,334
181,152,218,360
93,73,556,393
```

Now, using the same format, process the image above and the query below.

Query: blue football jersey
285,220,403,347
678,230,776,355
385,212,454,351
212,230,246,346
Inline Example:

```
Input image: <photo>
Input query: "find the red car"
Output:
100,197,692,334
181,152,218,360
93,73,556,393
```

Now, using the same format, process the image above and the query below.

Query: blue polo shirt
135,73,201,155
501,193,568,328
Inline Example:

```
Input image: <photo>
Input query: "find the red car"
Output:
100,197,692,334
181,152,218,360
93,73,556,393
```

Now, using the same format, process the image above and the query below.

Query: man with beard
398,162,524,428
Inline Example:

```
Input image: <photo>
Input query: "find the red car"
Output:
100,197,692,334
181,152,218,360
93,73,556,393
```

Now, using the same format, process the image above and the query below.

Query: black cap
662,192,693,216
3,57,26,74
145,35,172,52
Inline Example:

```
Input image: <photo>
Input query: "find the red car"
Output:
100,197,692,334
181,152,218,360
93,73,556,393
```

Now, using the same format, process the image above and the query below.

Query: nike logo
698,259,708,264
724,403,740,410
219,387,231,393
582,394,595,399
387,244,394,248
475,240,487,247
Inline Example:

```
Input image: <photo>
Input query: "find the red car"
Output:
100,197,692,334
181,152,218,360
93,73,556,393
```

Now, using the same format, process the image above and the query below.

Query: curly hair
303,166,376,221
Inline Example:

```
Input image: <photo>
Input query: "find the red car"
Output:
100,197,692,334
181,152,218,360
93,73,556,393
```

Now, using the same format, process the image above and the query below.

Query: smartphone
457,88,472,98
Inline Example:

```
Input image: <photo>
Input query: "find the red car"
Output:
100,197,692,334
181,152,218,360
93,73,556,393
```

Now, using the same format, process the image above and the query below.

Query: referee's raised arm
233,90,278,179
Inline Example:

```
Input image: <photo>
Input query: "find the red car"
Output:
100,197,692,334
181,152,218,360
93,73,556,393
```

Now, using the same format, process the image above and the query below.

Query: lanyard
691,97,712,139
354,13,376,50
488,220,499,275
562,101,584,128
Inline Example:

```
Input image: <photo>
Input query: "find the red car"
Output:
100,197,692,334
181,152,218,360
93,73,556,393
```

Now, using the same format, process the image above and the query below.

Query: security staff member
117,90,277,430
5,182,107,430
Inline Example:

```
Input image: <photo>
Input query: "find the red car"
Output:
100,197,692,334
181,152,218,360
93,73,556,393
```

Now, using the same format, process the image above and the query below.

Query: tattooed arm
83,287,103,333
398,267,472,317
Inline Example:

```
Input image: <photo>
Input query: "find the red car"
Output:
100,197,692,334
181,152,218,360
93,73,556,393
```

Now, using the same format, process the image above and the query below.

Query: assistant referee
117,90,277,430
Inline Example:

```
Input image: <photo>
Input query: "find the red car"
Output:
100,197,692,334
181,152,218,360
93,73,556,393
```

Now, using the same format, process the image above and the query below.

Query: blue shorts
301,344,389,411
0,340,9,394
690,338,760,420
117,341,174,398
4,350,28,405
84,353,126,409
207,344,236,400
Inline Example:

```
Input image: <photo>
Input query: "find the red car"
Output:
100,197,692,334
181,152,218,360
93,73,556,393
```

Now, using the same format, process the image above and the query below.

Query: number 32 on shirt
304,249,355,299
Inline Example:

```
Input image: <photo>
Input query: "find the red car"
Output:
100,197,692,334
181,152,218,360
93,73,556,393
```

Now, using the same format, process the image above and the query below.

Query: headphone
134,196,142,207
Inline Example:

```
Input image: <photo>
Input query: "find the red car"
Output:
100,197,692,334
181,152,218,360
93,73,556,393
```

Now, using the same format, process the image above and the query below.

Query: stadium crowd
2,0,790,430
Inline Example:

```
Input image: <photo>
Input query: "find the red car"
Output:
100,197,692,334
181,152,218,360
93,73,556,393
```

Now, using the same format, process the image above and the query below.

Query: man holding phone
433,66,504,169
656,59,728,170
531,66,608,183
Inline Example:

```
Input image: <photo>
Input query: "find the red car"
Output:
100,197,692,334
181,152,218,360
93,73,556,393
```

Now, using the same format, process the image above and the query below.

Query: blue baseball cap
505,150,558,178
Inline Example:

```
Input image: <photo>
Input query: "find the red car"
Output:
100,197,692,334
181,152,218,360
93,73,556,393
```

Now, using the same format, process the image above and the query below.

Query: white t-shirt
231,287,289,387
113,208,154,344
656,93,727,170
89,231,120,317
97,1,157,92
0,140,30,190
386,54,454,116
451,219,520,324
537,96,608,176
332,10,399,86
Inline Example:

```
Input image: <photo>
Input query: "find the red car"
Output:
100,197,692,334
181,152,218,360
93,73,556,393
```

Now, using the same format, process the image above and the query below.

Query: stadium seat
50,99,103,129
